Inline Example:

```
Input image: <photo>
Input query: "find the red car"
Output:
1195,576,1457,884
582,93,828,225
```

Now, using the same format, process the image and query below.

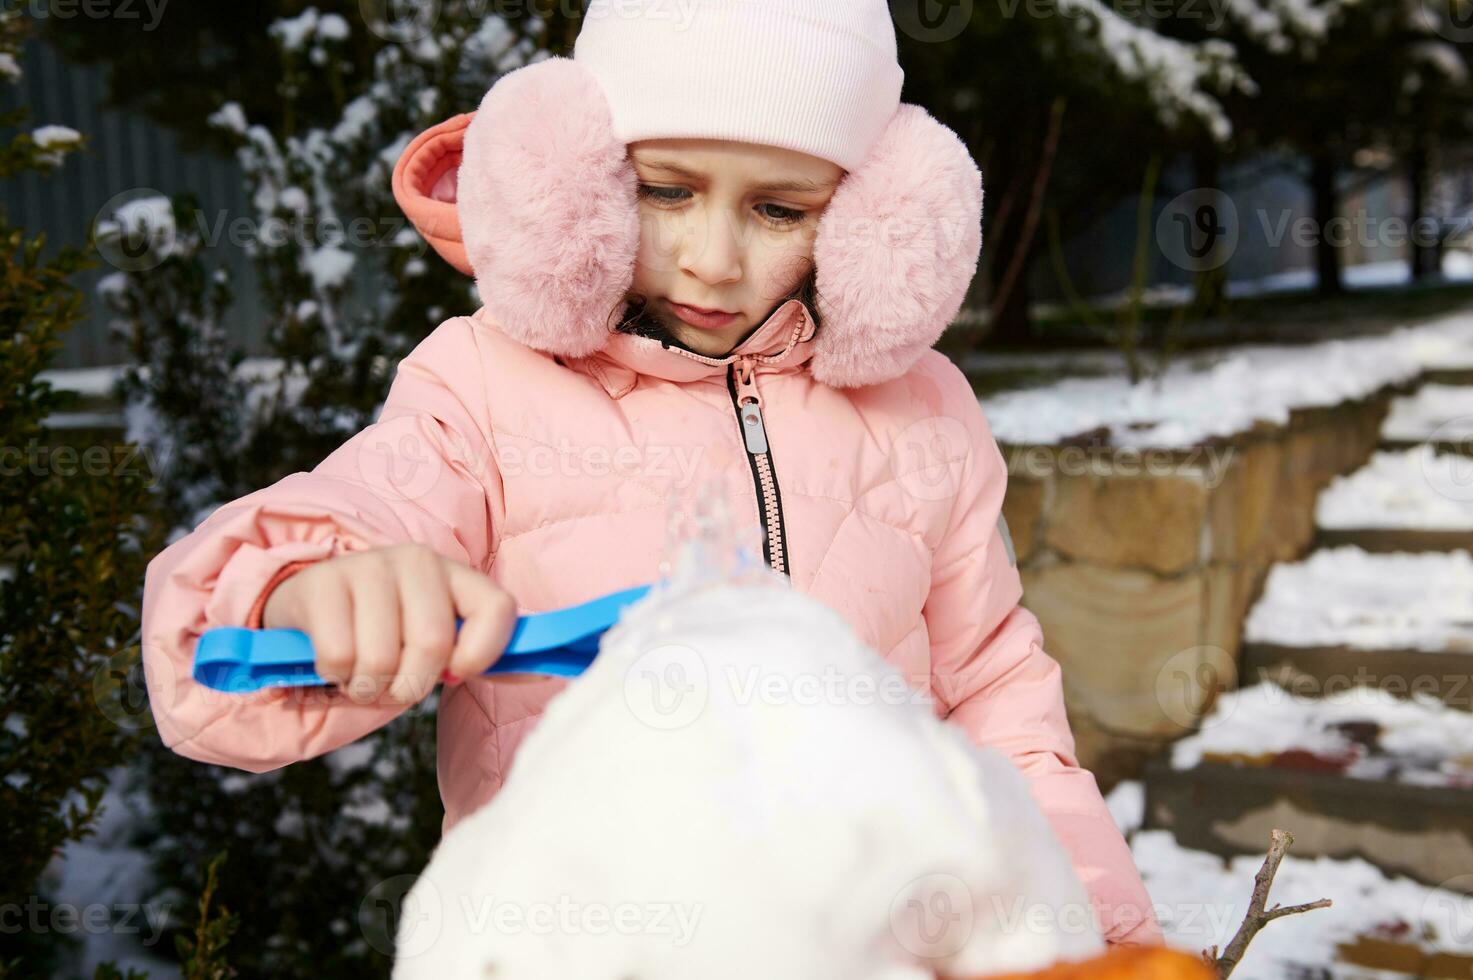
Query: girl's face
627,138,844,356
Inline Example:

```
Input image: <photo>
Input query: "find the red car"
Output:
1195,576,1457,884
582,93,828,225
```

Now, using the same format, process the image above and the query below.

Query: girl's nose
679,207,743,287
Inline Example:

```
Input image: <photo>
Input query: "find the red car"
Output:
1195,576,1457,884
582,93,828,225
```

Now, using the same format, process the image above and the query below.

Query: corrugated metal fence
7,34,265,369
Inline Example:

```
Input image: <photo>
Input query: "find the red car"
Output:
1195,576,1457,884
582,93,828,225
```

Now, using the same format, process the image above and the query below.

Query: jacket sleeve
140,316,504,773
920,367,1164,948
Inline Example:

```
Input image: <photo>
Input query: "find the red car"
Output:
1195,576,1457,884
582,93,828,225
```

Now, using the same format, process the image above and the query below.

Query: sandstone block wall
997,390,1396,789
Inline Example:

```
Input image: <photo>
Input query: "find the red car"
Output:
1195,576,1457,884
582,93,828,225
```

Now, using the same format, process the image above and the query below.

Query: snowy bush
0,11,174,976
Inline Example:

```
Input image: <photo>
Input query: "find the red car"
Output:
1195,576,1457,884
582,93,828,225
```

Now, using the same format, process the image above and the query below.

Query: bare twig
987,95,1066,330
978,170,1020,292
1210,829,1333,979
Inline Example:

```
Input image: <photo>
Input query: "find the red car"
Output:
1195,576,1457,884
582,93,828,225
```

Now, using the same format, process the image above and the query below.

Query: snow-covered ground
1166,682,1473,789
1382,383,1473,443
1316,447,1473,530
1109,773,1473,980
1125,826,1473,979
1242,546,1473,653
979,309,1473,448
1109,777,1473,979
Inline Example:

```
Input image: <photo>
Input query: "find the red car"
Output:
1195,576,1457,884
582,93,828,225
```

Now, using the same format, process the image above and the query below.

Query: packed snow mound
392,579,1105,979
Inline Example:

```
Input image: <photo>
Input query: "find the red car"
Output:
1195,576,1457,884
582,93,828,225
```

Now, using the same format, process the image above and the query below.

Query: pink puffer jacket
140,61,1163,947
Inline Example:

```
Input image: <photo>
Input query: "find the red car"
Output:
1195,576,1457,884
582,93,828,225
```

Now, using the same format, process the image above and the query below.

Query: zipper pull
734,359,768,455
739,398,769,455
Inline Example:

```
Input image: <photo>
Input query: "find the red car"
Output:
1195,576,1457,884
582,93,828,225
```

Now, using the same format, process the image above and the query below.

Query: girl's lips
667,299,739,330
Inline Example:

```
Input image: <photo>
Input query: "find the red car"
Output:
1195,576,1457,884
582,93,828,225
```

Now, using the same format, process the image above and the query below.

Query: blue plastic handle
193,583,653,693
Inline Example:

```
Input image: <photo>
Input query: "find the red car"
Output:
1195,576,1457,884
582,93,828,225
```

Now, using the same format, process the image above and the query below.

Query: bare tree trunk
1408,137,1435,282
1192,144,1229,316
1310,150,1344,295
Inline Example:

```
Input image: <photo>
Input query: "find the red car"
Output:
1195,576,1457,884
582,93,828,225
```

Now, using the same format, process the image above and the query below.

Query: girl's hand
260,543,518,704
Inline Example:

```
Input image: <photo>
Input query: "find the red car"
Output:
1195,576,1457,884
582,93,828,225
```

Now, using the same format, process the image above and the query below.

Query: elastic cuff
204,538,342,630
245,559,321,629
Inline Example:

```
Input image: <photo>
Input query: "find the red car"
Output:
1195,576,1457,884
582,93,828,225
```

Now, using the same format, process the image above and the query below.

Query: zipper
646,311,805,576
728,359,790,575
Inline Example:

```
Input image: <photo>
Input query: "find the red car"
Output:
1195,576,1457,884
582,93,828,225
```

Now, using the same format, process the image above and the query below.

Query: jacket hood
391,58,983,389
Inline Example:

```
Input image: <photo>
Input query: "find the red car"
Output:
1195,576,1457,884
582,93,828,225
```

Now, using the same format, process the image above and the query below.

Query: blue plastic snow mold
192,583,654,693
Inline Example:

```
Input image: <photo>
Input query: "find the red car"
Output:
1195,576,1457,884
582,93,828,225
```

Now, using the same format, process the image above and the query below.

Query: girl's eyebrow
636,158,836,194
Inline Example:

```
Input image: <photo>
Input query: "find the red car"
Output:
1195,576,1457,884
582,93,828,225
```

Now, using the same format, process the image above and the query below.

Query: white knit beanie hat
571,0,905,173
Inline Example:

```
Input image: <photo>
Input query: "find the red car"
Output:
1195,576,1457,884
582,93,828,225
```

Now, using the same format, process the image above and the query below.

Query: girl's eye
636,183,689,204
636,184,806,227
757,203,806,226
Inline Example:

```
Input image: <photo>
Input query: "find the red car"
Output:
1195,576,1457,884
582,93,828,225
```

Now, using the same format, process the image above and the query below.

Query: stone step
1315,526,1473,552
1314,446,1473,553
1243,645,1473,712
1142,682,1473,897
1241,545,1473,711
1381,383,1473,454
1145,757,1473,898
1381,437,1473,457
1421,366,1473,387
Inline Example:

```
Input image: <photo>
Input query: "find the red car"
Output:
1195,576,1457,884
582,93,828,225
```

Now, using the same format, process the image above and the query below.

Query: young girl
141,0,1165,949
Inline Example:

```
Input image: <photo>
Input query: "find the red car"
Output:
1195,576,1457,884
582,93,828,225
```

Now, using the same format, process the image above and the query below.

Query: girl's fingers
444,561,518,680
348,553,402,702
389,548,455,704
308,572,355,688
